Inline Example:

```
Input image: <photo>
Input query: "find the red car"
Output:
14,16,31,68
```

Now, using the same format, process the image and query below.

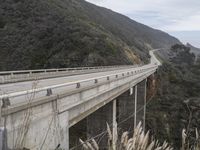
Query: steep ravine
146,45,200,149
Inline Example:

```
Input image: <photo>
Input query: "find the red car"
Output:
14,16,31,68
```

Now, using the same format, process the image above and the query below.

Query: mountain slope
147,44,200,148
186,43,200,59
0,0,180,70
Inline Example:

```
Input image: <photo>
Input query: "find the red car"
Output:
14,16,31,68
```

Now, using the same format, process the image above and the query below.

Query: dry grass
79,122,200,150
181,128,200,150
79,122,173,150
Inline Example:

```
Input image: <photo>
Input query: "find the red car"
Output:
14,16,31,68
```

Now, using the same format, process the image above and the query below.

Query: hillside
146,44,200,149
186,43,200,60
0,0,180,71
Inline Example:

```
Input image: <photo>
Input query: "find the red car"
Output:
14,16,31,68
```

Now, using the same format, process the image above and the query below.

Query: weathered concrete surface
0,127,8,150
69,77,148,149
67,69,156,127
0,66,141,94
0,50,160,149
1,68,155,149
2,100,69,150
136,80,146,125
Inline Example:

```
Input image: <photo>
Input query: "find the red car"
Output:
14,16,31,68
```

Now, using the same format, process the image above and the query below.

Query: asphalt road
0,66,139,94
0,50,160,105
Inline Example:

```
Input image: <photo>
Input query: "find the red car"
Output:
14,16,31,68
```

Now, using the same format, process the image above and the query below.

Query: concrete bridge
0,50,161,150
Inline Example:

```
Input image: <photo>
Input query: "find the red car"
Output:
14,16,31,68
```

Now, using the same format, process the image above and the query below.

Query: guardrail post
0,77,4,84
29,71,32,77
94,79,98,84
46,88,53,96
76,83,80,88
2,97,10,108
11,72,14,78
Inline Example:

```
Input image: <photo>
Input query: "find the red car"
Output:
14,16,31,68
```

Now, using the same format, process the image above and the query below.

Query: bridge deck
0,66,139,94
0,50,161,150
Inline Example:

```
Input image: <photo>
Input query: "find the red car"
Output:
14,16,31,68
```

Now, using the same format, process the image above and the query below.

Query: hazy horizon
168,31,200,48
86,0,200,48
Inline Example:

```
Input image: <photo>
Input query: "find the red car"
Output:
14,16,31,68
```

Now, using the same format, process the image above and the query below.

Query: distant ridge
186,43,200,57
0,0,180,70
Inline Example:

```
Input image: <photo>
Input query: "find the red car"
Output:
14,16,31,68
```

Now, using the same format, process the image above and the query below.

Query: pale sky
86,0,200,48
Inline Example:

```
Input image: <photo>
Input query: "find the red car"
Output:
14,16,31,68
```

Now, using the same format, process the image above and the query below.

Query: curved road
0,50,161,105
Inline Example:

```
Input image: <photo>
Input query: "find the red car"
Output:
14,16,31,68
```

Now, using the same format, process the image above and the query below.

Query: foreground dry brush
79,122,200,150
79,122,173,150
181,128,200,150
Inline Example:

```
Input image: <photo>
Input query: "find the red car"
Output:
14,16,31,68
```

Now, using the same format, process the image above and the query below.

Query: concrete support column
0,100,2,126
112,100,117,150
58,111,69,150
136,80,146,127
143,78,147,131
134,85,137,129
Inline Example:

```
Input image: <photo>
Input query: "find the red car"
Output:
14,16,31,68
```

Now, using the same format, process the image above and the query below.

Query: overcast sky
86,0,200,48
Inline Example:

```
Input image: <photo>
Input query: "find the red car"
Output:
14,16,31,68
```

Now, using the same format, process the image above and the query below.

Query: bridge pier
134,85,138,129
136,79,147,129
112,99,117,150
0,100,70,150
58,112,69,150
143,78,147,131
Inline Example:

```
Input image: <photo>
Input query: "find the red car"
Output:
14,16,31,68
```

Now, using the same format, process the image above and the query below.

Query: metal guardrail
0,65,158,118
0,65,139,84
0,64,157,101
0,65,134,76
0,49,161,108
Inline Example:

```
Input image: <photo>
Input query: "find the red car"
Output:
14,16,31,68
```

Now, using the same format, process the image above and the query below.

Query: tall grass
79,122,173,150
79,122,200,150
181,128,200,150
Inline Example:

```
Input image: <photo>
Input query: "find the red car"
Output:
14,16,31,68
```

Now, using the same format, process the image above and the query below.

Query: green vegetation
0,0,180,71
147,44,200,149
79,122,200,150
2,1,197,149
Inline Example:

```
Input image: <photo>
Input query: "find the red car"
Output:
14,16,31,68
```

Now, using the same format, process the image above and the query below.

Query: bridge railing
0,64,158,111
0,65,140,84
